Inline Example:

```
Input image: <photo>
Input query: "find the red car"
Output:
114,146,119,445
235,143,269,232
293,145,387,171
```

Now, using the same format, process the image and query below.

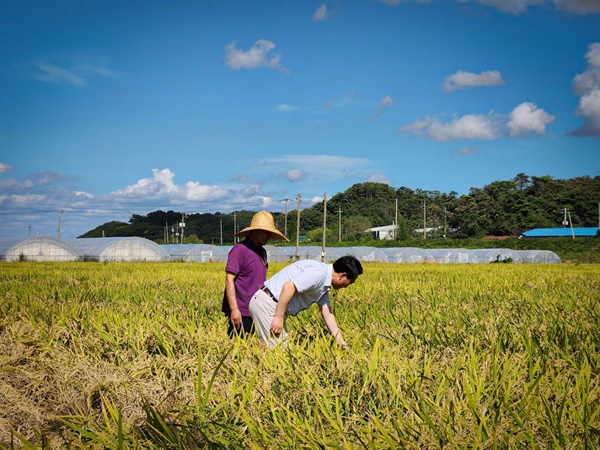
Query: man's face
250,229,270,246
331,272,357,290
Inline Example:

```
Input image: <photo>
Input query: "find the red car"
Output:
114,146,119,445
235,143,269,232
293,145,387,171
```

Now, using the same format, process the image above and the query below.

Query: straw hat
234,210,289,241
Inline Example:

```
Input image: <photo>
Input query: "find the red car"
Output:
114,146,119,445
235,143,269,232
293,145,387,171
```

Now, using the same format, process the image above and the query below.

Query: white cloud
399,113,502,141
323,94,356,111
0,170,75,192
261,154,373,181
74,191,94,200
458,147,487,156
313,4,329,21
0,163,12,174
31,170,77,186
443,70,505,93
183,181,229,201
366,173,391,184
552,0,600,15
111,168,228,203
242,185,262,196
507,102,555,137
0,166,283,238
459,0,600,15
0,193,46,205
282,169,306,182
573,89,600,136
224,39,289,73
32,61,86,87
378,0,404,5
571,43,600,137
375,95,394,116
30,60,118,87
274,104,300,112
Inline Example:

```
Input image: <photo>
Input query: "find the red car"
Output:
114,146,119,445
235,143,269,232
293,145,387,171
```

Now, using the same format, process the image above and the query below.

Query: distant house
413,226,443,239
521,227,599,238
365,224,398,240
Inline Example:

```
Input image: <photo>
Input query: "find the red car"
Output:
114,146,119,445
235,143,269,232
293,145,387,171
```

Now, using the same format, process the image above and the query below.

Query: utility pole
220,218,223,245
338,206,342,242
28,225,31,237
423,201,427,240
444,207,447,238
567,210,575,239
179,209,185,244
234,211,237,244
282,194,291,238
57,209,63,239
295,193,302,259
321,193,327,262
395,199,398,240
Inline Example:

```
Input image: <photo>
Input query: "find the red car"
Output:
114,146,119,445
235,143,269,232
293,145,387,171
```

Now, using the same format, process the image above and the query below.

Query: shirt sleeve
225,245,243,275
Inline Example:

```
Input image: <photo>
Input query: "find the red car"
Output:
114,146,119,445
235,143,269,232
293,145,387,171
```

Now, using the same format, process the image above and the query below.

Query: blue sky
1,0,599,238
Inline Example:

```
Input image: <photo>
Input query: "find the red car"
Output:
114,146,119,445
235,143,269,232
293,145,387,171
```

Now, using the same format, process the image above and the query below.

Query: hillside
80,173,599,262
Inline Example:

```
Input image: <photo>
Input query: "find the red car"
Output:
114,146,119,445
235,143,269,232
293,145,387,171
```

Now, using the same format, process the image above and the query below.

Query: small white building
365,224,398,240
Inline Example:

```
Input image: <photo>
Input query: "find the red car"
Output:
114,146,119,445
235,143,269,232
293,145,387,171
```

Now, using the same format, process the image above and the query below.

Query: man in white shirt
248,256,363,349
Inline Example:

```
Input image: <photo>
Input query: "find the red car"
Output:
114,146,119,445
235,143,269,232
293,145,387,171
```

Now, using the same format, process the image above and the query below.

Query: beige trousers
249,289,288,348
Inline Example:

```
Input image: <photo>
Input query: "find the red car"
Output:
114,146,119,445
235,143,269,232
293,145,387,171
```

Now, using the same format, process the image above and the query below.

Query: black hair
333,256,363,280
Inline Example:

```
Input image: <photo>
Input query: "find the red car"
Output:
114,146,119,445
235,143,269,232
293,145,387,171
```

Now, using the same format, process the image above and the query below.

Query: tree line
80,173,599,244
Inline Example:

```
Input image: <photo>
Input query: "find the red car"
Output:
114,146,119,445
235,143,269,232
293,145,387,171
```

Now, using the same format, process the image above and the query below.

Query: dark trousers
227,315,255,338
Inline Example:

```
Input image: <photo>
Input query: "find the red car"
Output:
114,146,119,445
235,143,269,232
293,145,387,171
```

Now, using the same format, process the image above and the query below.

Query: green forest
81,173,599,245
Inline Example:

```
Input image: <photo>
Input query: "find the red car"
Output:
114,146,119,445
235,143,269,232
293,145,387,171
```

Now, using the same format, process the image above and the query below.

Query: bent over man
248,256,363,349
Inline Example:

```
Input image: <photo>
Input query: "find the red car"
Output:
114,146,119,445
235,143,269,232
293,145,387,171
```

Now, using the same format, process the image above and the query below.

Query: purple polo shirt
221,238,268,317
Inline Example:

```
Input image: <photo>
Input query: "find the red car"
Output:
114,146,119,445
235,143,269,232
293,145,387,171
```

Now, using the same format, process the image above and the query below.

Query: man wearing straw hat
222,211,289,338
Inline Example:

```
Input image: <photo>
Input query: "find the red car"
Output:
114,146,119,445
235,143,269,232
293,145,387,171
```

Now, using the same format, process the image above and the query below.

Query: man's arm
320,303,347,350
225,271,241,328
269,279,296,336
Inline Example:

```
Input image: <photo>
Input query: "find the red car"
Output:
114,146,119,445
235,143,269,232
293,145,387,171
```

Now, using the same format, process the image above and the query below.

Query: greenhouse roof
162,244,228,262
0,236,81,261
65,237,169,261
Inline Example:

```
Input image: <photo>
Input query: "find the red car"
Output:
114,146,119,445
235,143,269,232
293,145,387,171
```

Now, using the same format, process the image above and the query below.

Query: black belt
260,286,278,303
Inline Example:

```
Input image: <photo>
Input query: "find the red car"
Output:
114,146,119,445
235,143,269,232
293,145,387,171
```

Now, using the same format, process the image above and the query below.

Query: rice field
1,261,599,449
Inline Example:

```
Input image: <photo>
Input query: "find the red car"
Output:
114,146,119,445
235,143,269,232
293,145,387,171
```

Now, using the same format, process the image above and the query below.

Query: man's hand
270,315,284,336
230,309,242,329
335,333,348,350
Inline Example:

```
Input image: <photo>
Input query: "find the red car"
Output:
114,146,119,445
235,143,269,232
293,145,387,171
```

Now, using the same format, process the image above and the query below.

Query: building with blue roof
521,227,599,238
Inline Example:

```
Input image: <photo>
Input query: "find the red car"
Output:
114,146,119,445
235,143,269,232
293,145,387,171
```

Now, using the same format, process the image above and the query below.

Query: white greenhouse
280,246,324,261
264,245,289,263
381,247,426,263
0,236,81,262
345,246,389,263
512,250,561,264
65,237,169,262
423,248,479,264
471,248,521,264
162,244,229,262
